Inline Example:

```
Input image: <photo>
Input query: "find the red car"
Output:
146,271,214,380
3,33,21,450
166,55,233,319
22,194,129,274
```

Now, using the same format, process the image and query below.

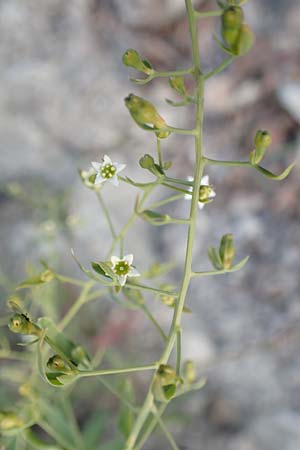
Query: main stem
125,1,205,448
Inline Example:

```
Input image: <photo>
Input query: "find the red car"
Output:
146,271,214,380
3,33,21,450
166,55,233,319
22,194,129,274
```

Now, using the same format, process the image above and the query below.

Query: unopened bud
169,76,187,96
219,233,235,269
40,269,54,283
122,49,153,75
184,360,197,384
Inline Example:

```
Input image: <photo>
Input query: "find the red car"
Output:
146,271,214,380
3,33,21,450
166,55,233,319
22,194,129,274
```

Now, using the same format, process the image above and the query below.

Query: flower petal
184,192,192,200
118,275,127,286
129,267,140,277
210,190,216,198
187,176,194,182
115,163,126,173
198,201,205,210
91,162,101,171
111,256,120,267
201,175,209,185
109,175,119,187
124,254,133,265
103,155,112,165
94,173,106,185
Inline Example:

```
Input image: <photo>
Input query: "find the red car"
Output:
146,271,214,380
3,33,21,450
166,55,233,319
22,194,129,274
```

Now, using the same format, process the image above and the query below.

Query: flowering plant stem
125,1,206,447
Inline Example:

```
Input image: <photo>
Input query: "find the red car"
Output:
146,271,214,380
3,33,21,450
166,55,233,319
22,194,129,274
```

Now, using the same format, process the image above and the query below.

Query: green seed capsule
222,27,240,48
47,355,72,373
254,130,272,150
139,154,155,169
124,94,170,138
233,23,255,55
8,313,40,336
222,6,244,30
219,233,235,269
122,49,153,75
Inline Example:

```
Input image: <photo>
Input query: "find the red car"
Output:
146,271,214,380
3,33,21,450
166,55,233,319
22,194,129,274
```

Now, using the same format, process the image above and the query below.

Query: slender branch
78,363,158,378
157,138,163,167
151,406,180,450
131,67,194,85
204,56,235,79
176,327,182,376
96,191,117,239
195,9,223,19
141,304,168,342
146,193,184,210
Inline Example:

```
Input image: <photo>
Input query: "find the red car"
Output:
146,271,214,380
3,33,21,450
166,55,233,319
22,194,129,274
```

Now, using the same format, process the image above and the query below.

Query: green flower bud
222,6,244,30
47,355,72,374
122,49,153,75
0,412,24,432
219,233,235,269
40,269,54,283
79,169,98,190
232,23,255,55
184,360,197,384
124,94,170,138
8,314,40,336
139,154,155,170
169,76,187,96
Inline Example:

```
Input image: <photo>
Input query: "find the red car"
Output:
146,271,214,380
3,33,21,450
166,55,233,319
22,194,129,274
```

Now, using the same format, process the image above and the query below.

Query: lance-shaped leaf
254,162,295,181
138,209,171,225
91,261,116,281
71,249,114,286
16,269,54,290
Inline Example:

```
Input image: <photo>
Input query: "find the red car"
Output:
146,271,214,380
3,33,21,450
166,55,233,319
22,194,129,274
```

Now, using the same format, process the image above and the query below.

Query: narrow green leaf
254,162,295,180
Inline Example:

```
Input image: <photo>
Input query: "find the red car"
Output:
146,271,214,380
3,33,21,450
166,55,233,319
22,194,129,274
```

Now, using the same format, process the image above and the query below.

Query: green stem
164,176,193,186
141,303,168,342
204,56,235,79
126,281,178,297
146,193,184,210
55,274,87,287
135,405,167,450
96,191,117,239
125,1,205,447
131,67,194,85
176,327,182,376
157,138,163,167
78,363,158,378
58,282,96,331
195,9,223,18
151,406,180,450
162,182,191,195
165,126,197,136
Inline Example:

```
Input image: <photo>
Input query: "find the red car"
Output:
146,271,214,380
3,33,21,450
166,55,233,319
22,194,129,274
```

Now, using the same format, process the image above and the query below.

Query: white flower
91,155,126,187
184,175,216,210
111,254,140,286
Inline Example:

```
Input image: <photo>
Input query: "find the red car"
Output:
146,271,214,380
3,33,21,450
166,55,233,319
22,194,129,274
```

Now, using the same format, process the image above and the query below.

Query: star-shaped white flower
91,155,126,187
184,175,216,210
111,254,140,286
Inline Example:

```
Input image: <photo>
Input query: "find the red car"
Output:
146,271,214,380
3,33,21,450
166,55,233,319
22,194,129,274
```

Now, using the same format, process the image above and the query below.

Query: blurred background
0,0,300,449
